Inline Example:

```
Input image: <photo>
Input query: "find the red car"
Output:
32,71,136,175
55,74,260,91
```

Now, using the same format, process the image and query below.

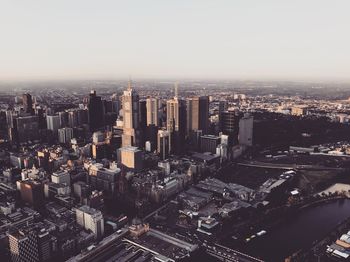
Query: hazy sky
1,1,349,81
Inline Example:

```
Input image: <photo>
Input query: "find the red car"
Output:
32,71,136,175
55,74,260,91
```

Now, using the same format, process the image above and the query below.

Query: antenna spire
174,82,178,99
128,77,132,91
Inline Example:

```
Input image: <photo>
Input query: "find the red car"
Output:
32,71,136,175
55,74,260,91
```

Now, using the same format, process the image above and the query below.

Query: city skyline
1,0,350,81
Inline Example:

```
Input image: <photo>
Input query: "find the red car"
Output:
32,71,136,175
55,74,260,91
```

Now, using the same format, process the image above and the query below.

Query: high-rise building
18,180,44,208
139,100,147,147
166,84,186,154
218,100,228,123
200,135,221,154
122,81,141,147
220,110,240,146
13,116,40,144
146,98,159,126
68,110,78,128
8,226,52,262
187,96,209,135
58,111,69,128
157,130,170,160
239,114,253,146
46,115,60,136
22,93,34,114
118,146,143,171
76,205,104,239
88,90,104,131
58,127,74,144
87,164,120,197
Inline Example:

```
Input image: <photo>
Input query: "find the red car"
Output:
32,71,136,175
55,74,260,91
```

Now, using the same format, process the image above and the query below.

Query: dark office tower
58,111,69,127
13,115,40,144
122,81,141,147
139,100,147,147
157,130,170,160
220,110,240,146
35,107,46,129
22,93,34,114
8,226,51,262
218,100,228,121
19,180,44,208
111,94,121,113
88,90,105,132
77,108,89,125
166,84,186,154
187,96,209,135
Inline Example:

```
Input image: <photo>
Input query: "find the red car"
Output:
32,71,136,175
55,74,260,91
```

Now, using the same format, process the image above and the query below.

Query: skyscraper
88,90,104,131
58,127,74,144
146,97,159,126
12,115,40,144
46,115,60,136
8,226,51,262
166,84,186,154
187,96,209,135
220,109,240,146
22,93,34,115
122,81,141,147
157,130,170,160
239,114,253,146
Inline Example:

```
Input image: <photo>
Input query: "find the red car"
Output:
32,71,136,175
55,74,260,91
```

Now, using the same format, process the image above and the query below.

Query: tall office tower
139,100,147,147
77,108,89,125
58,127,73,144
166,84,186,154
8,226,51,262
59,111,69,127
239,113,253,146
18,180,44,208
6,110,14,128
122,81,141,147
220,109,240,146
13,115,40,144
187,96,209,135
46,115,60,135
146,97,159,126
68,110,78,128
35,107,46,129
76,205,104,239
111,93,121,113
22,93,34,114
157,130,170,160
218,100,228,122
88,90,104,131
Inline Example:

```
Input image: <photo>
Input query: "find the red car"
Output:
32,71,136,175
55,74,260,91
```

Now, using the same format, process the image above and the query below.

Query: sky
0,0,349,81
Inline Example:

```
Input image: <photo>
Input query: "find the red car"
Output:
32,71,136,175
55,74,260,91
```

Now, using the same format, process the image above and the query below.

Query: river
235,199,350,261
